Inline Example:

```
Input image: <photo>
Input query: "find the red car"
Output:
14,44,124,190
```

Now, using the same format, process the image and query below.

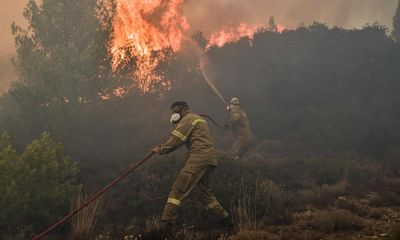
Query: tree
11,0,115,104
268,16,278,32
3,0,116,141
393,0,400,42
0,132,80,233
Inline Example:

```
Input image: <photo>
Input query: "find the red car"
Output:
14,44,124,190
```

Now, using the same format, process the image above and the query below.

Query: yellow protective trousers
162,165,228,223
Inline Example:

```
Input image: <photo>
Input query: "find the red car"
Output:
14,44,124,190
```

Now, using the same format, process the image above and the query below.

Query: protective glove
151,145,162,154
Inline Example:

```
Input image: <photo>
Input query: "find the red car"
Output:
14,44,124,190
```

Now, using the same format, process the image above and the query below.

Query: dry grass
227,230,278,240
297,181,347,208
231,179,257,232
176,225,208,240
256,180,286,210
0,229,27,240
256,179,291,224
70,188,104,240
390,223,400,240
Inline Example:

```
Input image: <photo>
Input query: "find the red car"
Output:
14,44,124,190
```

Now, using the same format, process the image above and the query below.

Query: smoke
0,0,30,94
184,0,397,35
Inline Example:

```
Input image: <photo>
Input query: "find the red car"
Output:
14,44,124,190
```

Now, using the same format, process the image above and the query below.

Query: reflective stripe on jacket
159,112,217,167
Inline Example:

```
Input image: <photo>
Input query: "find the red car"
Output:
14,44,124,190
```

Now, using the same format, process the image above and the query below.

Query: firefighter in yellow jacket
151,101,229,236
225,97,253,160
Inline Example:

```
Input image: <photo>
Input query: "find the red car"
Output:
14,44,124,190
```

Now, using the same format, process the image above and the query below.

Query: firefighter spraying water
199,54,253,160
225,97,253,160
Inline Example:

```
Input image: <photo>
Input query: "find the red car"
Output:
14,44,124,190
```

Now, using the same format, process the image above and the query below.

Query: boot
220,216,235,233
159,220,174,239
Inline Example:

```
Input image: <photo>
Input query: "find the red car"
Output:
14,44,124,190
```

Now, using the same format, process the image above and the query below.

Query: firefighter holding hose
151,101,230,237
224,97,253,160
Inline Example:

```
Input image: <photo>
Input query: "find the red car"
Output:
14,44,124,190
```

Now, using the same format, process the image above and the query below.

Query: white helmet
230,97,240,105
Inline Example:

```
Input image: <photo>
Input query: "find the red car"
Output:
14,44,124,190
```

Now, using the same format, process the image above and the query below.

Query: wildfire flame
110,0,190,92
207,23,286,48
109,0,286,93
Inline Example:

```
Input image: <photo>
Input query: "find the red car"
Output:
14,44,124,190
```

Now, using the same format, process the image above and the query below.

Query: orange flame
207,23,286,48
110,0,190,92
109,0,286,93
207,23,260,48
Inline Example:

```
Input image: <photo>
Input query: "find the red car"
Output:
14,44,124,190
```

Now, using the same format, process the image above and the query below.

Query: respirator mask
170,113,181,124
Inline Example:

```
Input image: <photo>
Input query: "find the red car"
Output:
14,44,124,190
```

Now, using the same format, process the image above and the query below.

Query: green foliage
11,0,114,103
0,132,80,233
6,0,116,142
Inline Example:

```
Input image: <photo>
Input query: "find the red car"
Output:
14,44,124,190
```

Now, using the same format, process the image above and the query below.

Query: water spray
199,55,228,106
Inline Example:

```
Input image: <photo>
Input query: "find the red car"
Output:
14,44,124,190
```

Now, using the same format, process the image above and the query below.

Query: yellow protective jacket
158,112,218,172
227,105,252,141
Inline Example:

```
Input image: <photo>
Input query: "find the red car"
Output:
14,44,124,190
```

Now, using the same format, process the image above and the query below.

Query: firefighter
224,97,253,160
151,101,229,237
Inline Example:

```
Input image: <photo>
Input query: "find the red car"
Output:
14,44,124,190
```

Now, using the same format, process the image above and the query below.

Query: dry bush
346,162,385,187
381,177,400,194
336,200,368,217
176,225,208,240
297,181,347,208
134,217,164,240
367,208,388,220
227,230,278,240
310,209,363,233
231,178,290,231
0,230,27,240
256,179,291,224
231,184,256,232
95,224,141,240
94,218,164,240
390,223,400,240
369,192,400,207
256,180,286,210
71,188,104,240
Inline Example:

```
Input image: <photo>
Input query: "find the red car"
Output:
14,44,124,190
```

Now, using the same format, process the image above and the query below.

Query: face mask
170,113,181,124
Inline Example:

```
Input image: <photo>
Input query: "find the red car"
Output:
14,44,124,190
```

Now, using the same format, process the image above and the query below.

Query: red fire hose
31,152,155,240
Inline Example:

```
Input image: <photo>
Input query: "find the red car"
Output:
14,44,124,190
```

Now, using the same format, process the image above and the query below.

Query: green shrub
0,132,80,234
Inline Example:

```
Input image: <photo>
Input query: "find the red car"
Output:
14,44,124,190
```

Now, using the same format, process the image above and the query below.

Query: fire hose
31,115,224,240
31,152,155,240
199,114,227,130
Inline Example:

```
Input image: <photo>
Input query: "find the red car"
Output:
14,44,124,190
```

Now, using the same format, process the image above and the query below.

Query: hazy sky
0,0,398,93
0,0,31,93
184,0,397,34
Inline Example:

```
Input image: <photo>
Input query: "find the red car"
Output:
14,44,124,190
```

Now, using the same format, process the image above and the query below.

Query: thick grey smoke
184,0,397,35
0,0,397,94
